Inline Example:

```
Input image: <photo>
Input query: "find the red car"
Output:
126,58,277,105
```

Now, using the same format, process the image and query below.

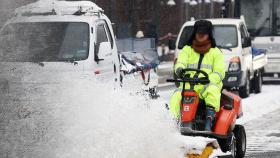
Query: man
170,20,225,131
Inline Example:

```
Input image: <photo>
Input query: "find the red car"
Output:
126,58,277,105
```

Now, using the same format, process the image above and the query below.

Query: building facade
0,0,235,44
96,0,235,41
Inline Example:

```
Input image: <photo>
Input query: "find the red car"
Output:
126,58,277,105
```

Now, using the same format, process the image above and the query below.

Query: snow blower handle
166,78,209,84
166,68,210,85
181,68,209,79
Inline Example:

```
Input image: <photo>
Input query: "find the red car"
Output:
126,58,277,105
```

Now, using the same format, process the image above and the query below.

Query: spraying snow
0,66,191,158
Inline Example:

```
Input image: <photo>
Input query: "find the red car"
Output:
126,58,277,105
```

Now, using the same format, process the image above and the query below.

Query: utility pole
185,2,189,21
108,0,114,22
128,0,136,37
210,0,214,18
154,0,160,37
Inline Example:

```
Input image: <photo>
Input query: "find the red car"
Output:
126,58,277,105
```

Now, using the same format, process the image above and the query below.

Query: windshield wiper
217,46,232,51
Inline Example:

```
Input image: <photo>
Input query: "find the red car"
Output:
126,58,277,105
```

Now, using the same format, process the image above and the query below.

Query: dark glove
176,67,184,78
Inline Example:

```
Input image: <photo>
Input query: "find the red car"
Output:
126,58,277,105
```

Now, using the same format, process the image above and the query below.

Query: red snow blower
167,68,246,158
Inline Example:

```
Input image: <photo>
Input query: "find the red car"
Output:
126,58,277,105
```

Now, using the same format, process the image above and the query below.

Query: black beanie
187,20,216,47
194,20,213,34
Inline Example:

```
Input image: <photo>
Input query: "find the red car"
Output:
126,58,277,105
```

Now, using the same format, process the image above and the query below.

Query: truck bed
252,49,268,71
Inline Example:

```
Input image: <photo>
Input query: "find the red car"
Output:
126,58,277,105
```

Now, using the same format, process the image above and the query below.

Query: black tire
218,138,230,153
239,74,250,98
253,71,262,94
233,125,246,158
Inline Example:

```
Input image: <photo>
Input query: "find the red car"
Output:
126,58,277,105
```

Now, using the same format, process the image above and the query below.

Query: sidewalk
158,61,174,87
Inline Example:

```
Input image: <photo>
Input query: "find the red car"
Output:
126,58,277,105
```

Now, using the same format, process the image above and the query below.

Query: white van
175,19,267,98
0,1,120,84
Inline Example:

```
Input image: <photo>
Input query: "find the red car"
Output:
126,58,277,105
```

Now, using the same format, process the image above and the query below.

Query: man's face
195,33,209,42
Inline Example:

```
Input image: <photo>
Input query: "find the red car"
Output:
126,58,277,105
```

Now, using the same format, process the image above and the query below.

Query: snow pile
0,69,193,158
237,86,280,124
180,137,219,155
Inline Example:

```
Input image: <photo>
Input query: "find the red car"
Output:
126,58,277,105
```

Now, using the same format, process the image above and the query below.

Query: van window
104,22,114,49
96,24,109,45
0,22,89,62
178,25,238,49
95,24,110,61
240,24,247,39
276,0,280,35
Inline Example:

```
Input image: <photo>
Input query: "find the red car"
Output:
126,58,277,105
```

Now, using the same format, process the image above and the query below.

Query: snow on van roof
15,0,104,17
183,18,244,26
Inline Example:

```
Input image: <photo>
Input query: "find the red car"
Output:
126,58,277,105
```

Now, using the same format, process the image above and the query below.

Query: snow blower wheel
233,125,246,158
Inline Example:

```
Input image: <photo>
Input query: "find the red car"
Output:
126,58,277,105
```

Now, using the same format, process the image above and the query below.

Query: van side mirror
242,37,252,48
95,42,111,62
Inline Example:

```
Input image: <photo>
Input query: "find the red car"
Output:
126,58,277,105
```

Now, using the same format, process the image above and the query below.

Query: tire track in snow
245,108,280,157
246,130,280,154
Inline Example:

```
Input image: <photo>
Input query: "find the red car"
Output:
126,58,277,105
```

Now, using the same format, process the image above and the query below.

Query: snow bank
237,86,280,124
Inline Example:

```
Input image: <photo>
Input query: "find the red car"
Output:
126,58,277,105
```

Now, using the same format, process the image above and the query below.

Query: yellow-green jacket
170,45,225,118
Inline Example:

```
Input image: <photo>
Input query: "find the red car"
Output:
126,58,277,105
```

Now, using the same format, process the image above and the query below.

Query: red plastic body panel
181,91,199,122
214,108,236,135
179,89,242,136
214,90,242,135
221,90,242,117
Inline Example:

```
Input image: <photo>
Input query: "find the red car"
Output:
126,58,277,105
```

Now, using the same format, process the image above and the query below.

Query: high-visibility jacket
170,45,225,118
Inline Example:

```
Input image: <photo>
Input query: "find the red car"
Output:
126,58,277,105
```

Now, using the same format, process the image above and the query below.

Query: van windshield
0,22,89,62
178,25,238,49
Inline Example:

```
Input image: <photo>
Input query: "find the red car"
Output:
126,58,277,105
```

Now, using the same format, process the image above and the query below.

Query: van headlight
228,57,240,72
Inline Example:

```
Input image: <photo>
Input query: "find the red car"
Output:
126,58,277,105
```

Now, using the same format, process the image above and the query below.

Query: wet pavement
245,108,280,157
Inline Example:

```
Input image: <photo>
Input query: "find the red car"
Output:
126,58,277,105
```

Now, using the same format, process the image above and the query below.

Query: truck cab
234,0,280,77
0,1,120,84
175,19,267,98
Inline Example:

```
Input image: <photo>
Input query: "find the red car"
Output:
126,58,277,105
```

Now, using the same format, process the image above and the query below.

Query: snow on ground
237,85,280,124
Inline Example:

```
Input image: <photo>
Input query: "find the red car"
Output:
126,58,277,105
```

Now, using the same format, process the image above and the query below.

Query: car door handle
96,58,104,62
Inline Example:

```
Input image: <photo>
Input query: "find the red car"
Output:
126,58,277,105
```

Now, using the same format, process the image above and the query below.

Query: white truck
0,1,121,84
0,0,159,97
175,18,267,98
234,0,280,78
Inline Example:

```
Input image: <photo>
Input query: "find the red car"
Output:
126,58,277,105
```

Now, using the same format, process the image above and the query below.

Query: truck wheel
239,75,250,98
253,71,262,94
233,125,246,158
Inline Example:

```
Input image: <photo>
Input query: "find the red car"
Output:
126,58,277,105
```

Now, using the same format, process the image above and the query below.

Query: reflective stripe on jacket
172,45,225,113
175,45,225,87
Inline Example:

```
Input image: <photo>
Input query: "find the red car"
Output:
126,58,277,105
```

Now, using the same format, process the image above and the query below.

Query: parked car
175,18,267,98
